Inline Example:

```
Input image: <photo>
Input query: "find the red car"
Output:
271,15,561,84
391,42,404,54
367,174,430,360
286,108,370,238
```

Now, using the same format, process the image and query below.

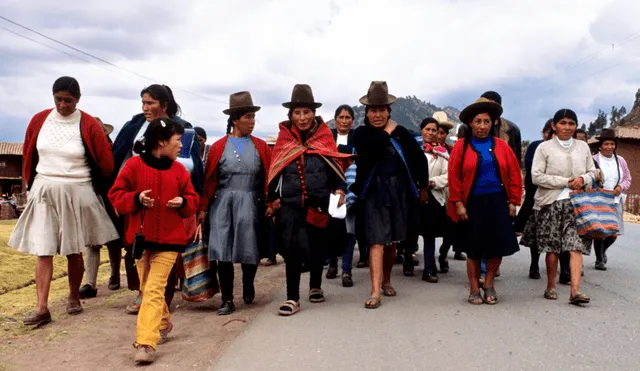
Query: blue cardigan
112,113,203,194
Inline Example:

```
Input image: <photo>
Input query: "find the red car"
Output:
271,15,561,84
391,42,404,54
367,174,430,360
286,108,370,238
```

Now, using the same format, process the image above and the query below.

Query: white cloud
1,0,640,142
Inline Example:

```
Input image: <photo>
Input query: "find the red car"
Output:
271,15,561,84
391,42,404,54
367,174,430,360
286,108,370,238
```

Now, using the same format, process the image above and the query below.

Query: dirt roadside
0,261,285,371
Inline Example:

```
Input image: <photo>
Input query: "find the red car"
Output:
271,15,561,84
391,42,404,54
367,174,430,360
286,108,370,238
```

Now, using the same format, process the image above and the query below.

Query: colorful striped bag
181,226,217,302
570,189,620,239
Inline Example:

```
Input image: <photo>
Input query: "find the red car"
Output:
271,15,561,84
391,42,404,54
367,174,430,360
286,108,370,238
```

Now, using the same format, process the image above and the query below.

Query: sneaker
79,284,97,299
134,345,156,364
158,322,173,345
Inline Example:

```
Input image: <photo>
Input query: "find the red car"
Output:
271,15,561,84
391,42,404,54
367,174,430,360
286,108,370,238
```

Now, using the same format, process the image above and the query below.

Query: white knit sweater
36,109,91,182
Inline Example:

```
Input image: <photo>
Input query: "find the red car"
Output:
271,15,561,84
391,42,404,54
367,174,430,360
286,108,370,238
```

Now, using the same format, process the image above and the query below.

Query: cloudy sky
1,0,640,143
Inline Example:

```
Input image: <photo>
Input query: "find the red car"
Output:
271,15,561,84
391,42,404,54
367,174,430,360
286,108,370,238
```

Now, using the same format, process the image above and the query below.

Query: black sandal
438,255,449,274
309,288,325,303
278,300,300,316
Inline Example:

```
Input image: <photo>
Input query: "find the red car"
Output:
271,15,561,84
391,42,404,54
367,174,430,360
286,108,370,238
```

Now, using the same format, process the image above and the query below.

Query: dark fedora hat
282,84,322,109
596,128,616,141
459,97,503,125
359,81,397,106
223,91,261,115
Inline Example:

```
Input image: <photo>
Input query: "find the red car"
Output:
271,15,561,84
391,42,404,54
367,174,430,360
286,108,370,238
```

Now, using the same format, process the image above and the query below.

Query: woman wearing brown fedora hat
351,81,429,309
448,97,522,305
591,128,631,271
267,84,353,316
197,91,272,315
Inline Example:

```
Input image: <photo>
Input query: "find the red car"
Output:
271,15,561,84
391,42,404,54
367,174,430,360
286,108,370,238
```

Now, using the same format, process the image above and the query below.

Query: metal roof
0,142,22,155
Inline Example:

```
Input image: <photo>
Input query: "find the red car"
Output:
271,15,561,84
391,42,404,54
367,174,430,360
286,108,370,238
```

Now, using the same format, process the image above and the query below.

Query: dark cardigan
331,128,356,154
350,124,428,198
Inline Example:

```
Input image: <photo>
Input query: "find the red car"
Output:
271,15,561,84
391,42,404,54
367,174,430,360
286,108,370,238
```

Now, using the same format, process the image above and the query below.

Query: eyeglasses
54,96,75,104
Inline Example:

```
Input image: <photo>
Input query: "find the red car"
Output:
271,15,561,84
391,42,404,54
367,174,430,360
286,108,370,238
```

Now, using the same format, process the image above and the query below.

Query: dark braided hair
227,110,251,134
133,118,185,154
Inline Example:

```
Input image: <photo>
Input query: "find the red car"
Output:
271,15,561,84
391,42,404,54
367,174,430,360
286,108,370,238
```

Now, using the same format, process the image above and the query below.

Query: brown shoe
23,309,52,327
134,345,156,364
66,299,83,315
158,322,173,344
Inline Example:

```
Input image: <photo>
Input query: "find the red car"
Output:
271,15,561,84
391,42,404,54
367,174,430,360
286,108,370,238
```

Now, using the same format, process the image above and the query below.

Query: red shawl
267,117,354,185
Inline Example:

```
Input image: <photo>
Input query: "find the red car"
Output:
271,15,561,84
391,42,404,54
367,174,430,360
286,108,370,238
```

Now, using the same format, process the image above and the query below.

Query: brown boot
134,345,156,364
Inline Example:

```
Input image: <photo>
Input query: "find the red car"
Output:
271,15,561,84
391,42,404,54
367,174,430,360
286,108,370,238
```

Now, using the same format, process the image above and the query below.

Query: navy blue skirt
454,191,519,260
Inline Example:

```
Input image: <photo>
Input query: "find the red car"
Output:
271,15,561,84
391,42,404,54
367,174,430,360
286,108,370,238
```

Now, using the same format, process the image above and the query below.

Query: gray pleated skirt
8,175,119,256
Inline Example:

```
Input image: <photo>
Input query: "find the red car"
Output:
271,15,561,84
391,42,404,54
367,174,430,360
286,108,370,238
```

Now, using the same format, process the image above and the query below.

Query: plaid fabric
181,231,217,302
345,162,357,206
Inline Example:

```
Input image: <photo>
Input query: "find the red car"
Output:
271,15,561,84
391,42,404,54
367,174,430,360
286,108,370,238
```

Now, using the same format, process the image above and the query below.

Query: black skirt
454,191,519,260
276,203,332,263
420,191,448,238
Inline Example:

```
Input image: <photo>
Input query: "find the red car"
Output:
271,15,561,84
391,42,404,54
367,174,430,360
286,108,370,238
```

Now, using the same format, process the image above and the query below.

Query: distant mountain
326,95,462,134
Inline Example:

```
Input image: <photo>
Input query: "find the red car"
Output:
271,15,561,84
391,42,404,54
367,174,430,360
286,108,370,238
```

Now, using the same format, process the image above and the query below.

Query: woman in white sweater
522,109,596,305
419,118,449,282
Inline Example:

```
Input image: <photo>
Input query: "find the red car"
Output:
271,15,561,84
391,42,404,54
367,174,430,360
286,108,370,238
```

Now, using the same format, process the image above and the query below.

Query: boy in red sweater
109,118,199,364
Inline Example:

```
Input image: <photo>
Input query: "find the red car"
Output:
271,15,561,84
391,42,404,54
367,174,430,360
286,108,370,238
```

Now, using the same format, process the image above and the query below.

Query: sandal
356,261,368,268
158,322,173,344
569,292,590,305
483,287,498,305
479,276,486,289
403,265,414,277
468,292,484,305
544,288,558,300
326,268,338,279
278,300,300,316
126,295,142,315
364,296,381,309
381,285,397,297
309,288,325,303
438,255,449,274
412,254,419,266
342,274,353,288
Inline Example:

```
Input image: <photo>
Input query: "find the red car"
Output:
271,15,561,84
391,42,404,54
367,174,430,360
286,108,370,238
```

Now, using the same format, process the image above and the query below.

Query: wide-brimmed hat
94,117,114,136
359,81,397,106
432,111,455,131
282,84,322,109
596,128,616,142
223,91,261,115
459,97,503,125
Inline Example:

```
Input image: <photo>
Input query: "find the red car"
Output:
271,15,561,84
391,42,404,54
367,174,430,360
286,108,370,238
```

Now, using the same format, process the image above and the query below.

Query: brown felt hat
282,84,322,109
223,91,261,115
94,117,114,136
459,97,503,125
359,81,397,106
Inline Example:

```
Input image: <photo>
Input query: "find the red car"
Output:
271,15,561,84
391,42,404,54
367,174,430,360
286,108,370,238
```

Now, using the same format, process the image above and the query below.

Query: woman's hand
335,190,346,207
266,199,281,217
614,185,622,196
197,211,207,225
508,203,517,218
568,176,584,190
166,197,183,208
139,190,154,208
384,120,397,135
419,188,429,205
428,180,436,190
455,202,468,221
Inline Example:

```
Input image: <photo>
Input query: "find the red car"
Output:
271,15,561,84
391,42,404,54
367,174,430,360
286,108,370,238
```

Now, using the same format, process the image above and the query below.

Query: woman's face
552,118,577,141
335,109,354,134
142,93,168,121
542,129,552,141
233,112,256,137
600,140,616,157
54,91,78,117
470,113,492,139
159,133,183,160
422,123,438,144
291,106,315,132
366,106,390,129
437,127,448,144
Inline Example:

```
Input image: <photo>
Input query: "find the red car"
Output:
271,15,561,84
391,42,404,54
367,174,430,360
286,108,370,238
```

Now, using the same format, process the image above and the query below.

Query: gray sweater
531,138,596,210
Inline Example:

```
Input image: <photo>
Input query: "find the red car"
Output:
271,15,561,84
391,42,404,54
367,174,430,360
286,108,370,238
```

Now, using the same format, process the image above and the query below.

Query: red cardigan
108,156,200,251
447,137,523,222
23,108,114,190
199,135,271,212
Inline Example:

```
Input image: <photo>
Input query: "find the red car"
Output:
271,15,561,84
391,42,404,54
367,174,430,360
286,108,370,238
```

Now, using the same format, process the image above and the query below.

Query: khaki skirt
8,175,119,256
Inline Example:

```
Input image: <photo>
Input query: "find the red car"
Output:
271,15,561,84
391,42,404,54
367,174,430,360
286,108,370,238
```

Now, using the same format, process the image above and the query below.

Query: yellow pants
135,250,179,350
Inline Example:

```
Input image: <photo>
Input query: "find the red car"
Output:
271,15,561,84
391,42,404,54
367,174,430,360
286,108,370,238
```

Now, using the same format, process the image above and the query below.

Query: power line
0,15,226,104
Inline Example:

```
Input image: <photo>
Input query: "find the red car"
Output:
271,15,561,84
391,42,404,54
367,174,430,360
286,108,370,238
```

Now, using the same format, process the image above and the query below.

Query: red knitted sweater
108,155,200,252
23,108,114,190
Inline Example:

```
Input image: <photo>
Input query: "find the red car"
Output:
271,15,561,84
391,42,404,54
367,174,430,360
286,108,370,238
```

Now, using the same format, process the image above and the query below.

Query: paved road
212,225,640,371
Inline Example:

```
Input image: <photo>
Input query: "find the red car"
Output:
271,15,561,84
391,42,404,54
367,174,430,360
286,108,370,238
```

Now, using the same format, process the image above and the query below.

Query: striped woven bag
181,226,217,302
570,189,620,239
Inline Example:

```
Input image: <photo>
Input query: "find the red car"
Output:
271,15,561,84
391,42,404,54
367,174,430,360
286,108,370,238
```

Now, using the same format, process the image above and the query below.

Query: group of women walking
8,76,631,364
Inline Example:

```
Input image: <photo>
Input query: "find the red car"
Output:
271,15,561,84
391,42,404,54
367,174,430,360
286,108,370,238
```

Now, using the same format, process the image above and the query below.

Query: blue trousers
329,234,356,274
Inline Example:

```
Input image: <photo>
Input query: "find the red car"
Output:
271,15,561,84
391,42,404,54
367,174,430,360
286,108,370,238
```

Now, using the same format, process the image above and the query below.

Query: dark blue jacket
111,113,203,194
